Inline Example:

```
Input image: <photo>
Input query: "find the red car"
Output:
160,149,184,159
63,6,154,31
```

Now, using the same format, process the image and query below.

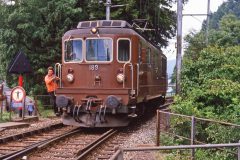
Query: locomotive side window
64,39,83,62
86,38,112,62
117,39,131,62
146,48,151,65
162,57,167,77
138,42,142,64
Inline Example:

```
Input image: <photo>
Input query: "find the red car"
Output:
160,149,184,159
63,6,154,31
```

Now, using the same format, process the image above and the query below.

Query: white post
176,0,183,94
106,0,111,20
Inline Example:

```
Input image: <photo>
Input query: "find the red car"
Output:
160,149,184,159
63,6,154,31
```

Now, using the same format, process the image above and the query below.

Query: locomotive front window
64,39,83,62
86,39,112,62
118,39,130,62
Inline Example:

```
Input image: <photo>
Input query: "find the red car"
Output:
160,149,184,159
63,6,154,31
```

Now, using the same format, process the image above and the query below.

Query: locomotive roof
77,20,132,29
64,20,164,54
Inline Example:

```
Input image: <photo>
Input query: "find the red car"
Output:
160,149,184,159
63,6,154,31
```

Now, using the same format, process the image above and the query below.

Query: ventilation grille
77,20,130,29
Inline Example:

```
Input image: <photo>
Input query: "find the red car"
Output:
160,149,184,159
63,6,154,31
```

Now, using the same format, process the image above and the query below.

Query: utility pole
106,0,111,20
102,0,126,20
175,0,211,94
206,0,211,44
176,0,183,94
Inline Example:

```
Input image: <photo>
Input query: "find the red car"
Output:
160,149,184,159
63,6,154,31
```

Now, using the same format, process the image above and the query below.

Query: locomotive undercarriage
56,95,136,127
63,113,130,127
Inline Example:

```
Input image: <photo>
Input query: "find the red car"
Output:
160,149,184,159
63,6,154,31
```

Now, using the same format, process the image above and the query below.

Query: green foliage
169,1,240,158
174,46,240,121
195,149,235,160
185,14,240,61
159,133,190,160
209,14,240,46
0,112,10,123
0,0,82,94
208,0,240,30
184,31,207,60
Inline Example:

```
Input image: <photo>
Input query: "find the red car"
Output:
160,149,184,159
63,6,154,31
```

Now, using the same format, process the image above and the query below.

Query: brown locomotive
55,20,167,127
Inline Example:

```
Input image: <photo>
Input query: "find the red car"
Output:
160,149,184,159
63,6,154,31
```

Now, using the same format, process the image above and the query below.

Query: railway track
28,129,117,160
0,98,174,160
25,127,131,160
0,124,141,160
84,130,130,160
0,124,78,160
0,122,63,144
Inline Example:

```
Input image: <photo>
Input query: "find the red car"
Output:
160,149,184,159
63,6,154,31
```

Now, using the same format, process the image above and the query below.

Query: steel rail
123,143,240,151
76,129,117,160
2,127,80,160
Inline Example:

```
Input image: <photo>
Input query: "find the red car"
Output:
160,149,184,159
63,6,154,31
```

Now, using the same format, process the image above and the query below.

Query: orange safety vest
44,75,58,92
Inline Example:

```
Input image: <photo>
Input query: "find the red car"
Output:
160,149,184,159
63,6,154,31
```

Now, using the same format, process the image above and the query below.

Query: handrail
111,143,240,160
136,63,139,96
156,110,240,159
123,62,134,92
54,63,62,88
158,110,240,127
123,143,240,151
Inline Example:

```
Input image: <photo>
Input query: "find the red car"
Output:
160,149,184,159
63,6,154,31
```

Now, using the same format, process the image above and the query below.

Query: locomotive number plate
89,65,99,71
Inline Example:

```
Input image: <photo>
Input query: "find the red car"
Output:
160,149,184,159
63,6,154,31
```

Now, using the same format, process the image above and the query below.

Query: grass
38,108,55,118
0,100,56,123
0,111,11,123
36,100,55,118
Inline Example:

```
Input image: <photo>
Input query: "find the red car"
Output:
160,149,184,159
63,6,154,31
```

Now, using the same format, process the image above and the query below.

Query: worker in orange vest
44,66,60,115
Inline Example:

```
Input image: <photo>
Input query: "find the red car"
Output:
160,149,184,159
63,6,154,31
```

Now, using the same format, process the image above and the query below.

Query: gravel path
122,115,158,160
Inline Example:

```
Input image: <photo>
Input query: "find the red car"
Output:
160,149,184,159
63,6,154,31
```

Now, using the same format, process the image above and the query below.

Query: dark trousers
48,91,58,114
19,109,22,117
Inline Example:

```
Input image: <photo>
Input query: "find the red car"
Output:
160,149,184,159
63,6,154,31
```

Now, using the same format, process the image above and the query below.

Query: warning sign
11,86,26,102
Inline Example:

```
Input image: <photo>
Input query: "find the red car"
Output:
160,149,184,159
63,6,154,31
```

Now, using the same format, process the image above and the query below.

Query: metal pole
9,94,12,121
206,0,210,44
191,116,196,160
238,140,240,160
0,101,2,120
124,143,240,151
109,149,124,160
176,0,182,94
156,110,160,146
106,0,111,20
166,112,170,130
22,97,25,120
0,84,2,120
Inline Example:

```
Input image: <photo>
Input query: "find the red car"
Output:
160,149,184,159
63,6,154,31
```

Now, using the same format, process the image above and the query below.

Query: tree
209,14,240,46
208,0,240,29
0,0,83,93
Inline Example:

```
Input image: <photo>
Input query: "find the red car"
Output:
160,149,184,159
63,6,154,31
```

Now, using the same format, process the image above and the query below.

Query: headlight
66,73,74,83
91,27,98,34
116,73,124,83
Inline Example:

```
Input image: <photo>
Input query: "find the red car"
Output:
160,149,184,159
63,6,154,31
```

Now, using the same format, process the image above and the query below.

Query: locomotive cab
55,20,167,127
